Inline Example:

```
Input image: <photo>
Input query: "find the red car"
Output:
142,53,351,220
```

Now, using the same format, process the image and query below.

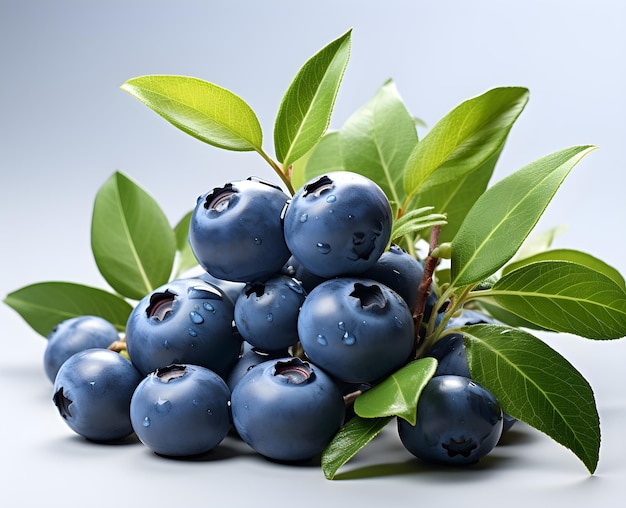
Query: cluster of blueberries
47,171,510,466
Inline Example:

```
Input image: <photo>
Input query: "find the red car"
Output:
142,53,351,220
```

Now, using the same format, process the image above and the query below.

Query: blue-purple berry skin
130,364,232,457
44,315,120,383
52,348,142,442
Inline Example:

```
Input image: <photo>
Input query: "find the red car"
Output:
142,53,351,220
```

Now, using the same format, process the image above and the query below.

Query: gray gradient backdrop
1,1,625,507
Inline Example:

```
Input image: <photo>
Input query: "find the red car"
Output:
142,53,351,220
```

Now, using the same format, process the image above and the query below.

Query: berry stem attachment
256,148,296,196
412,225,441,353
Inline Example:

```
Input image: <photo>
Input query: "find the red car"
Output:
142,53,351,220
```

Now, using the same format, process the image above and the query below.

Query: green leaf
121,75,263,152
391,207,447,245
338,79,418,214
503,249,625,288
451,145,596,286
321,415,392,480
462,324,600,473
173,211,199,277
295,130,344,189
274,30,351,167
482,260,626,339
353,358,438,424
475,300,551,331
91,171,176,300
409,146,501,244
4,282,133,336
403,87,529,200
509,225,567,264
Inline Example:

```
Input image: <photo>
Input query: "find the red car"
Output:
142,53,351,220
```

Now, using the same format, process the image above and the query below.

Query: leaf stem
256,148,296,196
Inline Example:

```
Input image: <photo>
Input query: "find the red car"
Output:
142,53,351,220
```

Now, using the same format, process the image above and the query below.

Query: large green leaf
295,130,344,189
403,87,529,201
4,282,133,336
338,79,417,213
451,145,596,286
482,260,626,339
353,357,437,424
503,249,625,288
91,171,176,300
121,75,263,152
321,415,392,480
274,30,351,167
462,324,600,474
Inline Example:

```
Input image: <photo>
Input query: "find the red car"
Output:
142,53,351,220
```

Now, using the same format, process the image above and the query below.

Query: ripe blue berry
52,348,142,442
398,375,503,465
231,357,345,462
298,277,415,384
44,315,120,383
189,177,291,282
234,276,306,352
125,278,241,377
283,172,393,278
130,364,231,457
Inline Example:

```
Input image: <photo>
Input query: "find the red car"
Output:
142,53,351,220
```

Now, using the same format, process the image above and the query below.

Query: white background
1,1,625,507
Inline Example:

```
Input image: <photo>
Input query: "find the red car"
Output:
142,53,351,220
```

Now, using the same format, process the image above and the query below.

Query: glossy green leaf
462,324,600,473
475,300,550,331
354,358,438,424
509,225,567,264
91,171,176,300
403,87,529,201
338,79,417,213
173,211,199,277
391,208,447,245
451,145,596,286
410,146,501,244
274,30,351,167
503,249,625,288
321,415,392,480
122,75,262,151
484,260,626,339
4,282,133,336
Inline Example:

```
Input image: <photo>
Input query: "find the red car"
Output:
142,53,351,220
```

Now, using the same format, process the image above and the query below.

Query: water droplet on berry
394,316,404,328
299,213,308,223
254,237,262,245
316,334,328,346
316,242,331,254
203,302,215,313
163,339,170,349
156,398,171,414
207,409,213,415
338,321,346,331
342,332,356,346
326,194,337,203
192,399,199,406
189,311,204,324
266,313,273,322
188,328,198,337
143,417,151,427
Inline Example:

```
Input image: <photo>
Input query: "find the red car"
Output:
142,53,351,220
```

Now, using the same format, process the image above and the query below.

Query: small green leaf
321,415,392,480
274,30,351,168
391,208,447,245
173,211,199,277
451,145,596,286
338,79,418,214
503,249,625,288
483,260,626,339
4,282,133,336
121,75,263,151
403,87,529,200
91,171,176,300
354,358,438,424
463,324,600,474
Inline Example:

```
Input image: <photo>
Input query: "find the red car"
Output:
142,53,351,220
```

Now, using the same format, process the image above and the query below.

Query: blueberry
231,357,345,462
225,345,290,392
234,276,306,352
361,244,424,310
297,277,415,384
197,270,245,305
52,348,142,442
130,364,231,457
283,172,393,278
398,375,503,465
280,255,328,293
44,315,120,383
125,278,241,377
189,177,291,282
